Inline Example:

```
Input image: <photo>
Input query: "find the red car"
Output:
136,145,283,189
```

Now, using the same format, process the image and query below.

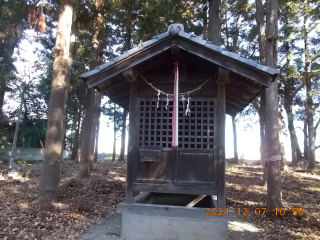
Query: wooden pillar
123,69,138,204
216,67,228,209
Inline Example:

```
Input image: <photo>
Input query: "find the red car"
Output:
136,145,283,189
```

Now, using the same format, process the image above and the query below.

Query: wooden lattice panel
138,98,215,149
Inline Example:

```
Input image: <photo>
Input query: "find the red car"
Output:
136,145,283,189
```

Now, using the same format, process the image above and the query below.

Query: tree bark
76,118,83,162
304,0,316,169
112,103,116,161
303,122,308,160
265,0,283,213
118,110,127,162
79,89,96,176
232,115,238,163
71,107,81,160
208,0,221,45
0,88,5,122
203,3,208,40
38,0,73,202
79,11,103,178
295,133,303,160
255,0,267,182
284,103,297,166
260,92,268,183
232,12,242,53
278,110,287,168
255,0,266,65
94,115,100,163
89,92,101,169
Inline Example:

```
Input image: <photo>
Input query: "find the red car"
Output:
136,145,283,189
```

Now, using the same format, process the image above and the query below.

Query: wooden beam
179,56,187,82
123,68,137,83
117,94,130,106
226,98,245,109
186,195,206,207
226,85,252,100
87,40,175,88
228,76,261,91
135,51,171,73
171,46,180,59
99,77,126,94
86,38,273,90
226,102,241,113
217,67,229,83
174,38,272,86
133,183,217,195
125,83,138,204
140,73,213,83
112,89,130,100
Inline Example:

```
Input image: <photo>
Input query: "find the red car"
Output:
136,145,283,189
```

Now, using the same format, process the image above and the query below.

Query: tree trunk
225,9,230,50
295,133,303,160
89,92,101,169
278,110,287,168
232,115,238,163
79,11,103,178
265,0,283,213
284,103,297,166
304,0,316,169
255,0,267,182
71,108,81,160
79,89,96,176
230,14,241,164
38,0,73,202
232,12,242,53
0,88,5,122
255,0,266,65
203,3,208,40
78,6,103,178
76,118,83,162
208,0,221,45
118,110,127,162
94,117,100,163
303,122,308,160
260,92,267,183
20,92,28,147
112,104,116,161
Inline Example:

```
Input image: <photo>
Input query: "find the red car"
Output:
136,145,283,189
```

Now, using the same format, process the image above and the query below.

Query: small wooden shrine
81,24,278,214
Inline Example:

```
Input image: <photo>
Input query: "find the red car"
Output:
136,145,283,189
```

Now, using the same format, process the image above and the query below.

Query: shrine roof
80,23,279,115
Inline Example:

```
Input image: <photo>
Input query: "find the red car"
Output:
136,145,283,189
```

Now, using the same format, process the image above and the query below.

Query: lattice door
138,98,215,149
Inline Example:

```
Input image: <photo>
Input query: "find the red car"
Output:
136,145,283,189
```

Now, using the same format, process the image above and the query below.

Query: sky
6,30,320,161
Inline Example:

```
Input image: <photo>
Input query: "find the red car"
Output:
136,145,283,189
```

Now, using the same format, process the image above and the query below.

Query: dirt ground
0,160,319,239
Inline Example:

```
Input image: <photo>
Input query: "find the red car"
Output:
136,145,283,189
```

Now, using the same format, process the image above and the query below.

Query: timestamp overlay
205,208,304,216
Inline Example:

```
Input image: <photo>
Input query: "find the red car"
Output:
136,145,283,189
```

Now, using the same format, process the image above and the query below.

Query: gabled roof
80,23,279,115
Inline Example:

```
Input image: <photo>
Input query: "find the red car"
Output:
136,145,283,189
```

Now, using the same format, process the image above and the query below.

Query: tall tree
279,0,303,166
265,0,283,213
0,0,29,120
38,0,74,202
303,0,316,169
79,0,104,178
255,0,267,171
229,6,242,163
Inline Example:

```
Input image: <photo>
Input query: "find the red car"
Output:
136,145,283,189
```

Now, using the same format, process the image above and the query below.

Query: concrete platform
117,193,233,240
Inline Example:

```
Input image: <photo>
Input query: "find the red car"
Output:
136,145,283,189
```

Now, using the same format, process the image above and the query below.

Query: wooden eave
81,29,279,115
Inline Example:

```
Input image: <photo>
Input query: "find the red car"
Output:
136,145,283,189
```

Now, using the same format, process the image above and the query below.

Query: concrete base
121,213,227,240
117,193,233,240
